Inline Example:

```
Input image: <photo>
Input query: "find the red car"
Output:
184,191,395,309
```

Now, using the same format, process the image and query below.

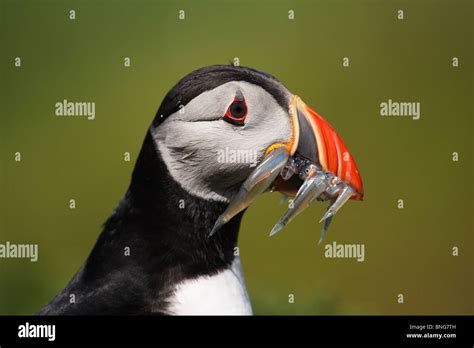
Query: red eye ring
224,95,248,126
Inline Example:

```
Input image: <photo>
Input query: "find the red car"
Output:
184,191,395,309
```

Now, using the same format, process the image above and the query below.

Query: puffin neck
37,131,244,315
100,130,242,276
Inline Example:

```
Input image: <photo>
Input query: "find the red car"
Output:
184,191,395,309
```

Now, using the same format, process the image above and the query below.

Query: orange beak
277,96,364,201
292,96,363,200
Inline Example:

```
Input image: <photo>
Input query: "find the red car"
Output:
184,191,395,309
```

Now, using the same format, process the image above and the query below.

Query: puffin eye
223,92,248,126
230,102,247,118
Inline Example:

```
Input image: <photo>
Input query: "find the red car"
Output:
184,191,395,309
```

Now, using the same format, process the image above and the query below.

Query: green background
1,0,472,315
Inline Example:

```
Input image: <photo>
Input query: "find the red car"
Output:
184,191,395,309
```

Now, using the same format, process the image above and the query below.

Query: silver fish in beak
208,146,289,237
209,95,364,243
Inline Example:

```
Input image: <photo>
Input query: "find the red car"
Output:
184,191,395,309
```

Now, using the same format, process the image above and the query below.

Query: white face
151,81,293,202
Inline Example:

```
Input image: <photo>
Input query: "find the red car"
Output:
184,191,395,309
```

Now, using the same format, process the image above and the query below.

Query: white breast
167,257,253,315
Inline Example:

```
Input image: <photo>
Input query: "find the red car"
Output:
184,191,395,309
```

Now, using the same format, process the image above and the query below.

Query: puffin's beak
209,95,363,243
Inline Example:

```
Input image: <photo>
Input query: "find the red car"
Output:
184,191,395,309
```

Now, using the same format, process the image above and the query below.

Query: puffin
37,65,363,315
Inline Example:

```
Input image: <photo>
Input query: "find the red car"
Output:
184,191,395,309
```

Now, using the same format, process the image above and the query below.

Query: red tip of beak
303,104,364,200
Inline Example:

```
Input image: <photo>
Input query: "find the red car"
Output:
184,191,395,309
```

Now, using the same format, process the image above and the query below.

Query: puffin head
150,65,363,242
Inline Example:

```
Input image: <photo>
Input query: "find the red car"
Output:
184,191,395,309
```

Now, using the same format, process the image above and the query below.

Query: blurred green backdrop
1,0,472,315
